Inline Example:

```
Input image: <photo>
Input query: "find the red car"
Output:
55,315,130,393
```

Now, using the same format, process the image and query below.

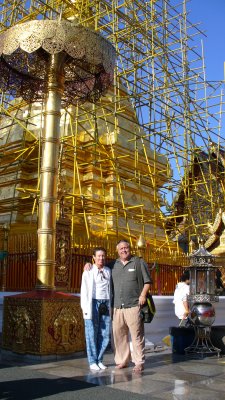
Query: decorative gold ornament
55,218,71,290
13,307,32,345
2,292,85,355
205,209,225,256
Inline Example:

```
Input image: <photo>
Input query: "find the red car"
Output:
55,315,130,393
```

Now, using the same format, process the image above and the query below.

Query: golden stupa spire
64,0,95,28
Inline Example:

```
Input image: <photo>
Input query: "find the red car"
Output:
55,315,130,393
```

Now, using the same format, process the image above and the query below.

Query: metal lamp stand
185,324,221,357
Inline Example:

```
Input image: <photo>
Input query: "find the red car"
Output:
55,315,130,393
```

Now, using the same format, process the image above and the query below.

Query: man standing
110,240,151,372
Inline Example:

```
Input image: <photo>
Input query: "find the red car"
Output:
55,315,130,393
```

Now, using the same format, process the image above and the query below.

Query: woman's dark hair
92,247,106,256
180,271,190,282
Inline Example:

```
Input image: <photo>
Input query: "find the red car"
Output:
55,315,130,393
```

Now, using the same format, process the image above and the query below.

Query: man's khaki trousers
113,306,145,366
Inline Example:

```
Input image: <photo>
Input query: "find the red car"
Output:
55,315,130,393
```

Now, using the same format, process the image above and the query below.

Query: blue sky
189,0,225,82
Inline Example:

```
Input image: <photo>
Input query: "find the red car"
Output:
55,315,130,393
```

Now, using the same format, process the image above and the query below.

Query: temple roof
165,141,225,249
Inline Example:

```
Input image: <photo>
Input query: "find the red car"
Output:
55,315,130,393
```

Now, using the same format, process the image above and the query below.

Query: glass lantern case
189,243,218,305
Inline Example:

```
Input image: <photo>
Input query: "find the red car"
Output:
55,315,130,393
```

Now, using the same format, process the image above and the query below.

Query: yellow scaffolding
0,0,224,255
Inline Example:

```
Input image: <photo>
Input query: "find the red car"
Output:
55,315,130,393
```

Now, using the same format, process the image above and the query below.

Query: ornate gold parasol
0,19,115,104
0,18,116,356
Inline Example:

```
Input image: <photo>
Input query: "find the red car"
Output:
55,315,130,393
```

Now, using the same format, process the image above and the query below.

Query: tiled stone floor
1,347,225,399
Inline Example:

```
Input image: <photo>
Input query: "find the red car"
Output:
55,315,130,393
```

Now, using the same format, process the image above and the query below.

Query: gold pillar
2,54,86,356
36,53,65,290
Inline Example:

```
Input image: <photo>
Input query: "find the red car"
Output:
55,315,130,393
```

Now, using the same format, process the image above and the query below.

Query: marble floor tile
175,362,225,377
107,375,175,395
36,365,88,378
153,385,225,400
191,376,225,392
22,362,60,370
143,371,205,384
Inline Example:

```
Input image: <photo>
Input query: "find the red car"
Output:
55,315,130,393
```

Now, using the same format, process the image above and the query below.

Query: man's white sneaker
90,363,100,371
98,362,107,370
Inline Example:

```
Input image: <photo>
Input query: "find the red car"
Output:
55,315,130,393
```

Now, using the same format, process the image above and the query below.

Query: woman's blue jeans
84,299,111,366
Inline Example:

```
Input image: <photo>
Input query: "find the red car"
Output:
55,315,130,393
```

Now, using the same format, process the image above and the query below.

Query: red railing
0,252,185,295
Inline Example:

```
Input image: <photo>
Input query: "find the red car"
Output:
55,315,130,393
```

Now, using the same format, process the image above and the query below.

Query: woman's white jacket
80,266,111,319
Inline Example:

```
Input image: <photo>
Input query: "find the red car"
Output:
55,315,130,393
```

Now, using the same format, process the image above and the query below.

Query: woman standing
80,247,111,371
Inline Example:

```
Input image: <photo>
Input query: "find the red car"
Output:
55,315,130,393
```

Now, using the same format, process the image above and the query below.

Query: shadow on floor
0,376,99,400
0,375,152,400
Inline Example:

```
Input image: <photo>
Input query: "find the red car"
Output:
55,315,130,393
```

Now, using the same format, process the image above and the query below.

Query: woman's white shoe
90,363,100,371
98,362,107,370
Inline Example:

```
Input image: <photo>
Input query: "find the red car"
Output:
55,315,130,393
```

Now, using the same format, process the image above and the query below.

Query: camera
139,309,145,321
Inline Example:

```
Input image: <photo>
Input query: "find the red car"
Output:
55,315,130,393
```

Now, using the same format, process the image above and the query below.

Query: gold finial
65,0,94,27
136,234,146,257
137,234,146,249
189,239,195,254
198,236,204,248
